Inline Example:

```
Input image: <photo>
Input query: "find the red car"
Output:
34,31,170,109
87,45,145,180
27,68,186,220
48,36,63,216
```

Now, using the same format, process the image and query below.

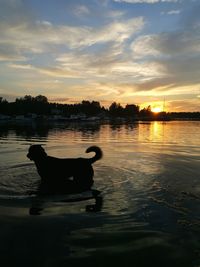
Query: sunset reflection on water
0,121,200,266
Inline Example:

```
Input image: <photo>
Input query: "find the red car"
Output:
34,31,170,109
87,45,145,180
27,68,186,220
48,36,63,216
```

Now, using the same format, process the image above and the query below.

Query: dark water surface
0,121,200,267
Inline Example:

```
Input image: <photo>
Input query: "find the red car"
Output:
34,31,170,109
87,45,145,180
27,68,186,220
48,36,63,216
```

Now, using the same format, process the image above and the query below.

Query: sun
152,106,162,113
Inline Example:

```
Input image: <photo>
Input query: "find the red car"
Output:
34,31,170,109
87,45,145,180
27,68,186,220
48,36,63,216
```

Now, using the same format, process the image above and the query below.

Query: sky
0,0,200,112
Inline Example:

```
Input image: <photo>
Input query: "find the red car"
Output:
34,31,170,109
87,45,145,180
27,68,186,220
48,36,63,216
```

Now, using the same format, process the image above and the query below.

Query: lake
0,120,200,267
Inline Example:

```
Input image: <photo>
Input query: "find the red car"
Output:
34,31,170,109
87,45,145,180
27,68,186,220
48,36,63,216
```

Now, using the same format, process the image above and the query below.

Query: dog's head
27,145,47,161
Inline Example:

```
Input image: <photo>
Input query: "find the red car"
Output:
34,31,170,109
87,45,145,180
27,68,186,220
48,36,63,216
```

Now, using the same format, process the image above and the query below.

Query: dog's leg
29,196,44,215
85,190,103,212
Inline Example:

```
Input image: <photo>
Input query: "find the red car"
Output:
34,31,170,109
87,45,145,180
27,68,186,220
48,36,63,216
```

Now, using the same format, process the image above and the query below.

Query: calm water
0,120,200,267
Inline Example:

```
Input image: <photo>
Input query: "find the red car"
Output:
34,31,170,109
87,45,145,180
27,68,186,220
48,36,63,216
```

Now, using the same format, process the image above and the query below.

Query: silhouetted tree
14,95,50,115
109,102,124,117
139,105,153,118
124,104,139,117
79,100,101,116
0,97,8,114
34,95,48,103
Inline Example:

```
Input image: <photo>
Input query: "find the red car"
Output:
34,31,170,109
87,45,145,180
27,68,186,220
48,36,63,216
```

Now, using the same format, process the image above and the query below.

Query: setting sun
152,107,163,113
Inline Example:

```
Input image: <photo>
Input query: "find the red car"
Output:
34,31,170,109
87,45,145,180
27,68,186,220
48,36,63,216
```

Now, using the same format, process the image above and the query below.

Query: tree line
0,95,199,120
0,95,141,118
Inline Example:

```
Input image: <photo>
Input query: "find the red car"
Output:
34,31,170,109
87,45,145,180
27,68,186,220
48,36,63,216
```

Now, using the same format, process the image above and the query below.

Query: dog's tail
86,146,103,164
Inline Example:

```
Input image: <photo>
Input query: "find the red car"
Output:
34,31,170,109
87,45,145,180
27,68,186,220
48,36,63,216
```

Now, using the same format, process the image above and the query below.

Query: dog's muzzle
27,153,32,160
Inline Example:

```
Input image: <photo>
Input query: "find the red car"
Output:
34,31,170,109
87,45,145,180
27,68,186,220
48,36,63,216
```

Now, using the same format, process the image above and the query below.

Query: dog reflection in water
27,144,103,214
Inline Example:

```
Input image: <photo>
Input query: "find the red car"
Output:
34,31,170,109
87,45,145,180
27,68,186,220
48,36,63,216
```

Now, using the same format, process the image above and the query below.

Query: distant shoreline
0,115,200,123
1,95,200,122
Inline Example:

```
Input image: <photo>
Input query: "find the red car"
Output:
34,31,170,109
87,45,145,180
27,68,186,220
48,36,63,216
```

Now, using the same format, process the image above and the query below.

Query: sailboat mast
163,98,166,112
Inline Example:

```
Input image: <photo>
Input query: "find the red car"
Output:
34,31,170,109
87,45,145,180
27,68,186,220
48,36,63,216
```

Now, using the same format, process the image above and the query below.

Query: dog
27,145,103,195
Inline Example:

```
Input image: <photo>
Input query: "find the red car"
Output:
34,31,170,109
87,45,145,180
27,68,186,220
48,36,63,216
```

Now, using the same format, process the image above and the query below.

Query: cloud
9,42,124,79
38,67,81,78
55,40,167,83
0,0,33,25
0,14,144,63
168,99,200,112
167,9,181,14
108,10,126,18
0,0,144,66
73,5,90,17
9,63,82,78
8,63,33,70
161,9,181,15
113,0,178,4
0,44,26,61
48,97,71,103
72,17,145,47
130,15,200,92
131,29,200,58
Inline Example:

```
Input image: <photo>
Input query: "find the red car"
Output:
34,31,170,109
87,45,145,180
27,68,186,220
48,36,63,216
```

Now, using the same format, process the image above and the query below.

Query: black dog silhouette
27,145,103,195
